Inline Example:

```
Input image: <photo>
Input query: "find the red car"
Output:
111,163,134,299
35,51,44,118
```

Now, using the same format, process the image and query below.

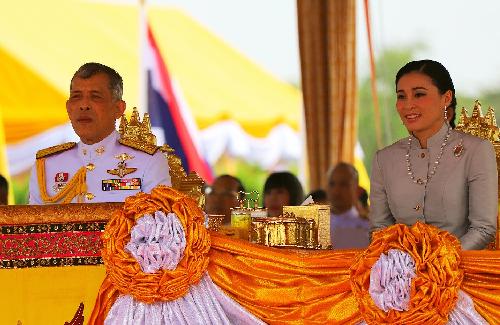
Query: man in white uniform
29,62,171,204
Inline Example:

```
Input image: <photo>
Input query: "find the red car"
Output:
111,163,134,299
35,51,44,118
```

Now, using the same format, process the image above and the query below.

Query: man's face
327,167,357,214
66,73,125,144
205,177,240,224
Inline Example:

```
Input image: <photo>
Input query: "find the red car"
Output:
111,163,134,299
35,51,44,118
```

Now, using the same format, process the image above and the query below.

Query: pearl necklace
405,126,451,185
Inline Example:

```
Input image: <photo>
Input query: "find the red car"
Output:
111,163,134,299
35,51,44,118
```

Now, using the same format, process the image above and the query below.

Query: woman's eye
396,94,405,100
415,92,426,98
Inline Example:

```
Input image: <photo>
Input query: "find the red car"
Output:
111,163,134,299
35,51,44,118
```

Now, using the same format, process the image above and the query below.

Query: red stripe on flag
147,25,213,182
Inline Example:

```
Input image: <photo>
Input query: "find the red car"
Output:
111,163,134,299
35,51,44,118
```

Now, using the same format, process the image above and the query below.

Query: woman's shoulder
375,137,407,158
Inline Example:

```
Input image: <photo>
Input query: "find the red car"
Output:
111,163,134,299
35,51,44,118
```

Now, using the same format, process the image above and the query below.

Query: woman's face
396,72,451,140
264,187,290,217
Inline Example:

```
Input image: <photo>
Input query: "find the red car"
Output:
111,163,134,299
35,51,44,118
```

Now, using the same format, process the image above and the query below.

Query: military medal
107,153,137,178
53,172,69,192
102,178,142,191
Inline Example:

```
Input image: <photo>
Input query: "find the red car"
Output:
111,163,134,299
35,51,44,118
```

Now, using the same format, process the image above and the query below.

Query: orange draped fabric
208,232,363,324
207,230,500,324
89,186,210,324
88,192,500,324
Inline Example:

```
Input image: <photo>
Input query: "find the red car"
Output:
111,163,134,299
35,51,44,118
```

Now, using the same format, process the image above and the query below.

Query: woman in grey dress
369,60,497,250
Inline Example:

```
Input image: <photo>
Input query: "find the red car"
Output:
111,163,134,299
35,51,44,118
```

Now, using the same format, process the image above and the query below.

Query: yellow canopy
0,0,302,143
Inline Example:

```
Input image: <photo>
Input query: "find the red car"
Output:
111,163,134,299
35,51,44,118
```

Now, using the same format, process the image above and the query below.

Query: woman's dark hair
263,171,304,206
395,60,457,128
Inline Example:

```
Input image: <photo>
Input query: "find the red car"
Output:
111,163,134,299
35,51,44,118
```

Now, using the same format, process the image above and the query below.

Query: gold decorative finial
471,100,483,118
457,107,468,128
118,107,205,205
119,107,157,145
486,106,498,127
456,100,499,142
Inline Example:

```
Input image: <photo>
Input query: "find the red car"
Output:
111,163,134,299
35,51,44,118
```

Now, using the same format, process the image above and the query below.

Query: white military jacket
29,130,171,204
370,123,498,250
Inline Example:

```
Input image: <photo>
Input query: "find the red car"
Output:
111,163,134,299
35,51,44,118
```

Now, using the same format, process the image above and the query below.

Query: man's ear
115,100,126,118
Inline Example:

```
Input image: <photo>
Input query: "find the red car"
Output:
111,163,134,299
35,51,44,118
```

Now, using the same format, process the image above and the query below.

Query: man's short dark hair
216,175,245,193
71,62,123,100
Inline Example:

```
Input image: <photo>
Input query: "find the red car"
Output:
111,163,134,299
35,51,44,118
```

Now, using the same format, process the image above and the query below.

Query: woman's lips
404,113,421,123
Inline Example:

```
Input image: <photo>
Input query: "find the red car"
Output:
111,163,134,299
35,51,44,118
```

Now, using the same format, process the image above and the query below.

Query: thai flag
145,24,213,182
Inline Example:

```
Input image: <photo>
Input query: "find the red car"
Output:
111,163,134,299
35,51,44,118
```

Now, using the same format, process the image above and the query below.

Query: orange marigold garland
101,185,210,304
350,222,463,324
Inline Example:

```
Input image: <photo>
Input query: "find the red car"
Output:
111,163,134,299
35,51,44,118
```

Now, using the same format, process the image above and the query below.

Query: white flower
369,249,416,312
125,211,186,273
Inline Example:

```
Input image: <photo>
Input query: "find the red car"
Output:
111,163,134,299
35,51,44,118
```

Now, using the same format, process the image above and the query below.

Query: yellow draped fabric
0,108,14,203
0,1,301,144
0,266,105,324
297,0,358,190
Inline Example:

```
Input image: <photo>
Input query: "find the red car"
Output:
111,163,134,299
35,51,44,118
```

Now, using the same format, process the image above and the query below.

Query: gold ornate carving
0,203,122,225
282,205,331,249
250,214,319,249
455,100,500,249
119,108,205,204
119,107,157,145
456,100,500,143
36,142,76,159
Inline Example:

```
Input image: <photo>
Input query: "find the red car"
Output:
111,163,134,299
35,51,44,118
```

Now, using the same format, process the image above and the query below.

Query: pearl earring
444,106,448,121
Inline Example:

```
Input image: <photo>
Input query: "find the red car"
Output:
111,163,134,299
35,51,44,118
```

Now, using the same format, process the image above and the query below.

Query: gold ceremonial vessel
250,213,318,248
230,191,260,240
249,204,331,249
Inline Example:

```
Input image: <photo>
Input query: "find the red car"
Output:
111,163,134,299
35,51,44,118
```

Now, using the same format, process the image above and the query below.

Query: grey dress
369,123,498,250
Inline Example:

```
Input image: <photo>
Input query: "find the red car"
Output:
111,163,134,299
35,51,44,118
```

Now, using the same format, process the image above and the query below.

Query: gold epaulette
118,138,159,155
36,142,77,159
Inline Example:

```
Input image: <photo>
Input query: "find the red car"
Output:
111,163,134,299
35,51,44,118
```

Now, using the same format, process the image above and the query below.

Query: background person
263,171,304,217
326,162,369,248
205,174,245,225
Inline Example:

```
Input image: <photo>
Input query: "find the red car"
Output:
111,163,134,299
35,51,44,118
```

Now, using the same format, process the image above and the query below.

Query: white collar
77,130,118,161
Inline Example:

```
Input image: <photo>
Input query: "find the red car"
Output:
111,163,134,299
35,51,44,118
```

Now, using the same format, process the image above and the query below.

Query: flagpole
138,0,147,115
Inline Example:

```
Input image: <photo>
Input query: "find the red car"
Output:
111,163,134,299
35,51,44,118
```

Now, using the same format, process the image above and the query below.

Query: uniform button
414,204,421,211
420,153,426,158
85,193,95,200
86,163,95,171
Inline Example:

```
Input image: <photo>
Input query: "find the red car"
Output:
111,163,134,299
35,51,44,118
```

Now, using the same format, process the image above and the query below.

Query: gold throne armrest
118,107,205,205
455,100,500,249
